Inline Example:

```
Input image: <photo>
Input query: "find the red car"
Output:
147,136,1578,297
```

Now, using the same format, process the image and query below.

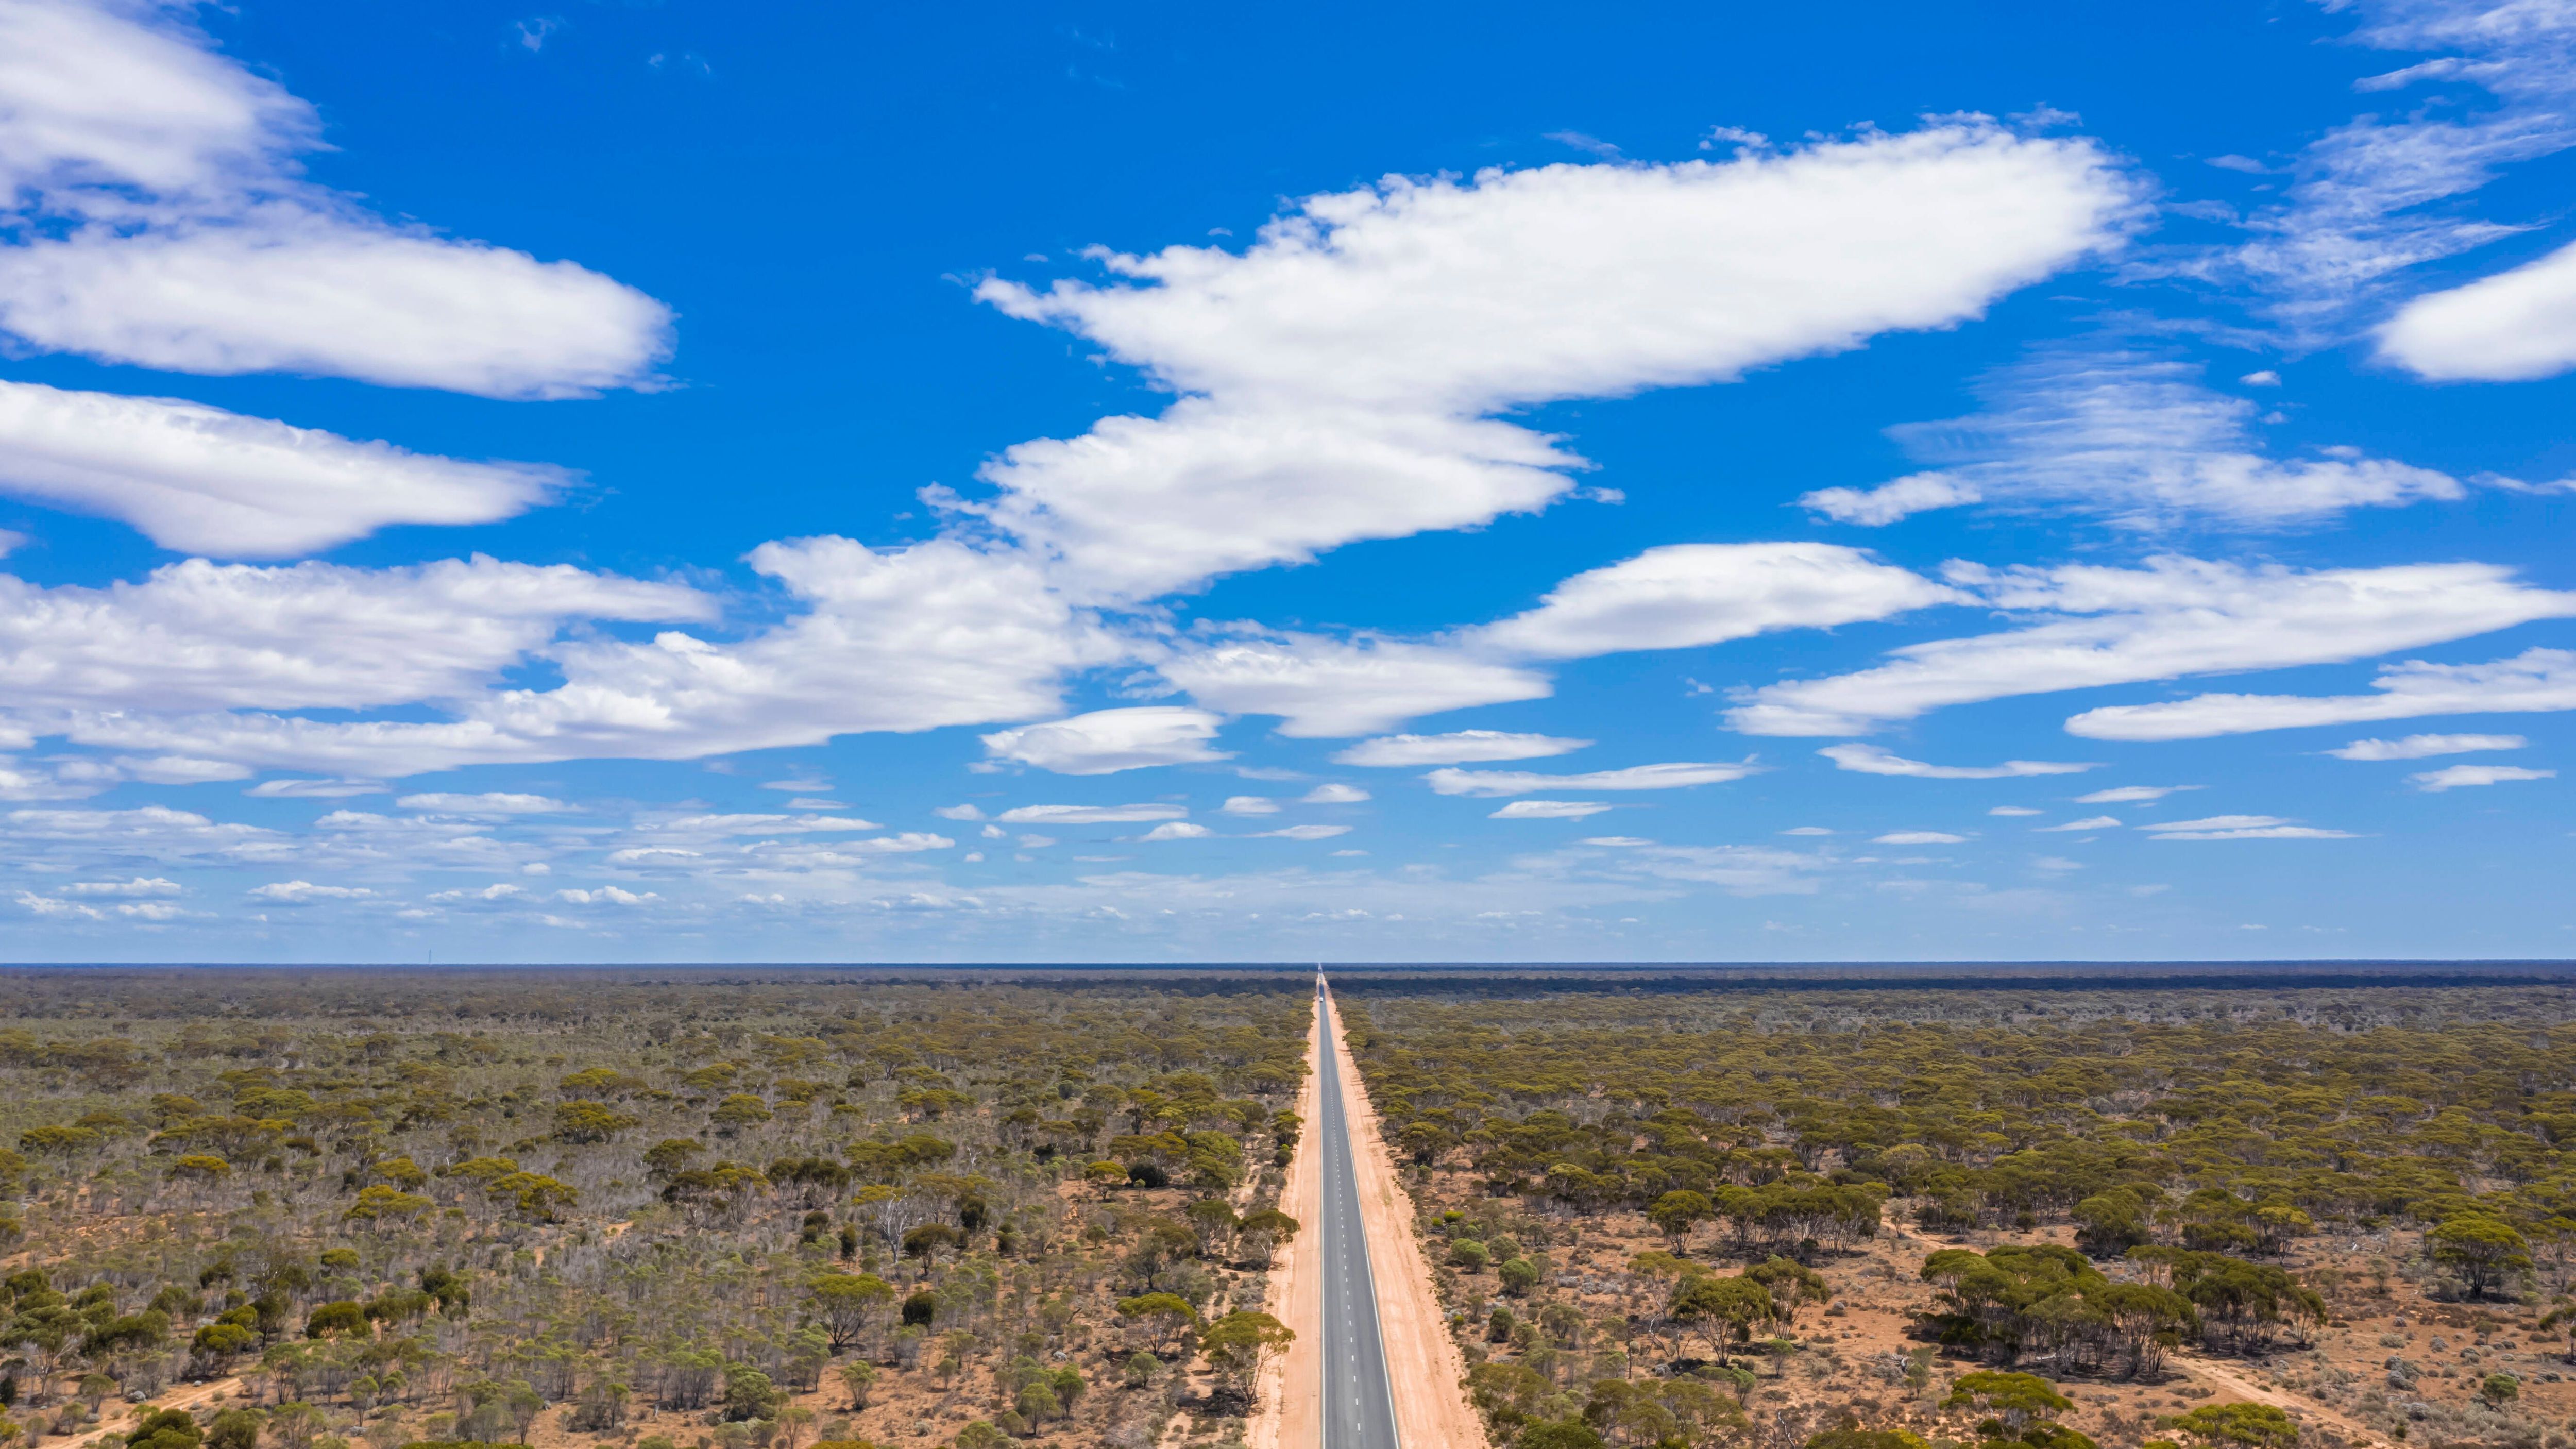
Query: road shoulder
1327,992,1488,1449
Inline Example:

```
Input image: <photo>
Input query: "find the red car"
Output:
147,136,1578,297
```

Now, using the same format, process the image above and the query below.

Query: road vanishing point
1315,976,1402,1449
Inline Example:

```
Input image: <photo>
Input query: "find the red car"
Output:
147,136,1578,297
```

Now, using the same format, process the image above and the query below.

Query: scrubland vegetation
13,967,2576,1449
1337,977,2576,1449
0,971,1309,1449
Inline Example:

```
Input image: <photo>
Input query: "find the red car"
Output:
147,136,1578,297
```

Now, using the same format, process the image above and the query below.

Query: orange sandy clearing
1250,995,1325,1449
1329,991,1487,1449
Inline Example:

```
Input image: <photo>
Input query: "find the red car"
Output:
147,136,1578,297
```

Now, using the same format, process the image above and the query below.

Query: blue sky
2,0,2573,963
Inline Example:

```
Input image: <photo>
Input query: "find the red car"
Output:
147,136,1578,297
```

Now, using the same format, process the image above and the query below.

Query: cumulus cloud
0,0,669,397
556,886,659,905
1597,842,1828,895
1426,762,1755,797
1253,823,1352,840
1469,543,1955,658
1800,473,1981,527
1301,783,1369,803
395,792,570,815
244,777,384,799
1489,800,1613,819
1220,796,1279,815
1140,821,1214,840
1158,634,1549,738
0,554,707,715
2410,763,2555,790
644,813,886,836
1730,558,2576,736
53,538,1117,774
60,876,180,897
1799,351,2462,528
0,380,562,557
1818,743,2097,779
2328,732,2526,760
247,879,370,902
0,803,285,861
1874,830,1969,844
2074,785,2197,802
979,705,1228,774
2143,814,2357,840
1164,545,1956,738
1331,731,1590,766
2068,647,2576,740
2381,238,2576,381
969,123,2134,602
996,803,1187,825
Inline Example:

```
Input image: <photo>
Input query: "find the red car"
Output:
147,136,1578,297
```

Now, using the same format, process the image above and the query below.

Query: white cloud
979,705,1229,774
2381,238,2576,380
969,124,2134,602
556,886,660,905
2034,815,2123,832
1426,762,1755,796
1800,473,1982,526
1580,836,1655,847
2074,785,2198,803
54,537,1115,774
2143,814,2357,840
1782,825,1836,834
1873,830,1969,844
761,777,831,793
1731,558,2576,736
1469,543,1954,659
1159,633,1548,737
247,880,370,902
996,803,1188,825
1221,795,1280,815
2216,0,2576,336
1799,352,2461,528
1600,843,1827,895
1252,824,1351,840
647,813,886,836
1986,806,2043,817
395,792,570,815
2410,763,2555,790
1140,821,1214,841
1818,743,2097,779
0,380,560,557
1489,800,1613,819
0,803,284,860
959,401,1581,606
0,554,707,714
2327,732,2526,760
244,777,384,799
932,804,986,821
427,882,527,902
1331,730,1592,766
2068,647,2576,740
60,876,180,897
1301,783,1369,804
0,1,669,397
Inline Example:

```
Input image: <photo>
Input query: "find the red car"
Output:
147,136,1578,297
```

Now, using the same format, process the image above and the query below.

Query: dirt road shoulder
1328,991,1487,1449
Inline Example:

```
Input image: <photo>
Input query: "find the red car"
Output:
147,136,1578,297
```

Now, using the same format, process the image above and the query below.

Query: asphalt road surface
1315,982,1402,1449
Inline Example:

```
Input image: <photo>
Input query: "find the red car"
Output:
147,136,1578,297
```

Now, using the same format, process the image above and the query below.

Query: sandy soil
1248,994,1324,1449
2173,1352,2380,1444
1327,992,1488,1449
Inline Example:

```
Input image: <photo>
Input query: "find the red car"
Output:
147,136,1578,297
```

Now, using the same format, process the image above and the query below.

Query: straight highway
1314,979,1401,1449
